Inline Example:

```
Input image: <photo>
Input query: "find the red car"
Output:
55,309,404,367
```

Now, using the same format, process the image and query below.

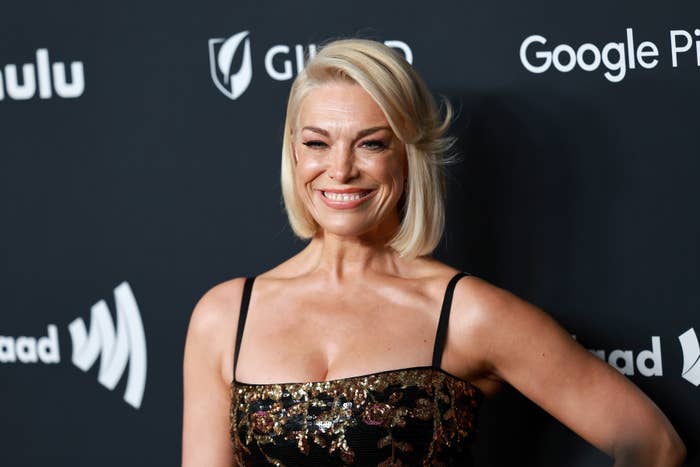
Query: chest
236,288,440,382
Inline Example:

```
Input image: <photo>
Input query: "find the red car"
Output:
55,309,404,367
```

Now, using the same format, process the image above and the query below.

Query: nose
327,144,359,182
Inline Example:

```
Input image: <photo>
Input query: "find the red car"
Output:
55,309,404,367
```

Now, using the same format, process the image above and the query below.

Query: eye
302,140,328,149
360,140,387,151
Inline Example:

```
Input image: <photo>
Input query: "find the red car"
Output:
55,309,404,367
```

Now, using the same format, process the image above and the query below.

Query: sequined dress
230,272,483,466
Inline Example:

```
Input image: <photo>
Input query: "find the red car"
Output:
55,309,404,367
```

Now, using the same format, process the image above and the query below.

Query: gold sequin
230,367,483,466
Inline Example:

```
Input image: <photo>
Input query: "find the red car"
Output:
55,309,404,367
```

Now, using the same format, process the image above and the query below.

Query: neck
300,214,405,283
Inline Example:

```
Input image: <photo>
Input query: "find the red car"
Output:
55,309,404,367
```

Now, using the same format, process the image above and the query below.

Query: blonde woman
182,39,686,466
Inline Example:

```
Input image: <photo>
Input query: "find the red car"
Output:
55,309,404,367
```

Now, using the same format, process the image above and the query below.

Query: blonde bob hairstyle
280,38,455,259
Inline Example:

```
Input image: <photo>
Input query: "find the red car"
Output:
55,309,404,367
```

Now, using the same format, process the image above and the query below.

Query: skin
182,82,686,466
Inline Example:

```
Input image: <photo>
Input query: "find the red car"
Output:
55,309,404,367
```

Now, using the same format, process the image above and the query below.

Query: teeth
323,191,367,201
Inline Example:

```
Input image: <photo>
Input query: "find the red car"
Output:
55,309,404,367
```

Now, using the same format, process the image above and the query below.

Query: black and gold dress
230,272,483,466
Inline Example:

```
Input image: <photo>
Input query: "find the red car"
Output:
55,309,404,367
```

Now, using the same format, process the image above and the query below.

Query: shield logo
209,31,253,100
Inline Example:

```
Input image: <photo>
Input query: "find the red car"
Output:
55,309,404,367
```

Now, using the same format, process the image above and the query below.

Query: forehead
297,82,390,131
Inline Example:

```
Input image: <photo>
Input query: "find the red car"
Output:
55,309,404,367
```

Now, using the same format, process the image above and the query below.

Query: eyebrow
301,126,392,138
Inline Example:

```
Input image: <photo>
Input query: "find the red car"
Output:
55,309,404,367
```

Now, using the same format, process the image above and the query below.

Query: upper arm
182,278,245,467
454,276,684,464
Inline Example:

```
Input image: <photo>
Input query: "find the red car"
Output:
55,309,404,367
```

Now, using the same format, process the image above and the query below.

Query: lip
316,188,376,210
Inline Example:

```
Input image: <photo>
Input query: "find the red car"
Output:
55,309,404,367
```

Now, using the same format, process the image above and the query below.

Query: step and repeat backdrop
1,1,698,465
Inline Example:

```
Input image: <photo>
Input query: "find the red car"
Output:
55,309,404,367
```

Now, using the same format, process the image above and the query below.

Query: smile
322,191,371,201
317,189,376,209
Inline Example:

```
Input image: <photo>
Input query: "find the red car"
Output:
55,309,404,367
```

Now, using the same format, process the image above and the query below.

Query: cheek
294,154,325,193
372,159,405,191
377,144,407,184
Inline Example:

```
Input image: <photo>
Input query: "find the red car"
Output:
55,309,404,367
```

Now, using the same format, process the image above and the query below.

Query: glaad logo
0,325,60,363
69,282,147,409
578,329,700,387
589,337,663,376
209,31,413,100
0,48,85,101
0,282,147,409
678,328,700,386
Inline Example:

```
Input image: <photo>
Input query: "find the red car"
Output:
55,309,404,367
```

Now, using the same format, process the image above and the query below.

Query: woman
182,39,686,466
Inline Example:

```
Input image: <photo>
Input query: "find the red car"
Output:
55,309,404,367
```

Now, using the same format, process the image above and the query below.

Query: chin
321,225,374,238
311,206,401,240
317,218,381,239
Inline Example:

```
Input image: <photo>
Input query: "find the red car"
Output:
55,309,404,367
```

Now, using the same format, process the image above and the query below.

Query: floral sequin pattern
230,368,483,466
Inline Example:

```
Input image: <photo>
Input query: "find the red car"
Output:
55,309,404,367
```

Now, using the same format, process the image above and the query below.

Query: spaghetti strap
431,272,470,369
233,276,256,380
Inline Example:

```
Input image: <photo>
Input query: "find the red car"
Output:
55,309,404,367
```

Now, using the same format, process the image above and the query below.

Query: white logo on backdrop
589,336,663,377
0,48,85,101
0,325,60,363
208,31,413,100
577,330,700,386
678,328,700,386
519,27,700,83
209,31,253,100
69,282,147,409
0,282,147,409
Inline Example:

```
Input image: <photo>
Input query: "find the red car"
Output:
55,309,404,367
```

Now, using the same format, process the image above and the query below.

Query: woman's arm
182,279,244,467
453,276,686,466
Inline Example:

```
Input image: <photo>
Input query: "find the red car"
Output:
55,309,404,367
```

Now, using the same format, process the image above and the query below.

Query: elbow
661,435,686,467
613,429,686,467
654,422,686,467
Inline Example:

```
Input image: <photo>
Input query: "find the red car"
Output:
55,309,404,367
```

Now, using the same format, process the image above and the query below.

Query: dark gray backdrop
1,1,698,465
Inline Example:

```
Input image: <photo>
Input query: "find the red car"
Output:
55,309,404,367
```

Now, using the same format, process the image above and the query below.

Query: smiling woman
292,83,406,240
182,39,686,467
280,40,454,259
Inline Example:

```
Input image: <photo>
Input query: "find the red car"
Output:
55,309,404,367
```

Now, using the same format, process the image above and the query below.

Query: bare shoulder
453,274,521,311
182,277,248,466
185,277,248,382
452,274,553,333
448,275,568,382
189,278,247,335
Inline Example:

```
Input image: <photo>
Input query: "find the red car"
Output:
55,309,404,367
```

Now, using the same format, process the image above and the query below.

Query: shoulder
452,274,525,318
449,274,564,376
188,277,248,335
184,277,249,380
451,273,551,328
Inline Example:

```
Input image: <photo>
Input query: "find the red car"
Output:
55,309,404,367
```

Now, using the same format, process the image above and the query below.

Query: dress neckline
232,365,484,397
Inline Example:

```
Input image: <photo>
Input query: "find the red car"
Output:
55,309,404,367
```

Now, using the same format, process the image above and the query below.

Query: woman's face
292,81,407,239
